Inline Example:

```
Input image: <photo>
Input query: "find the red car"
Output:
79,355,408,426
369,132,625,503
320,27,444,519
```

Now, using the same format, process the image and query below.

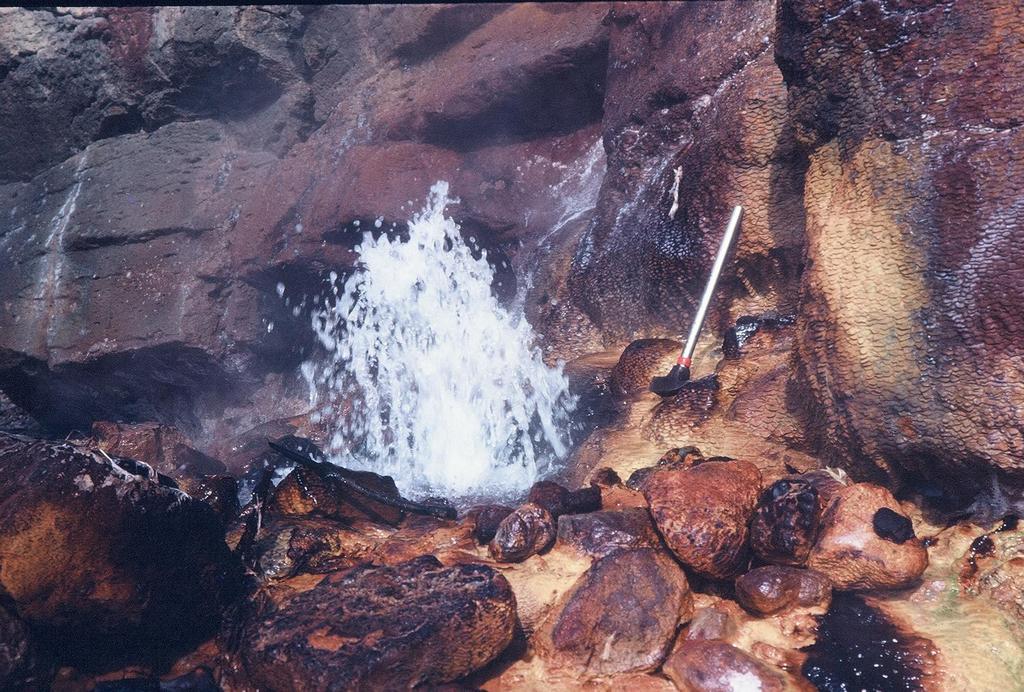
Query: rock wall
779,0,1024,493
2,2,1023,494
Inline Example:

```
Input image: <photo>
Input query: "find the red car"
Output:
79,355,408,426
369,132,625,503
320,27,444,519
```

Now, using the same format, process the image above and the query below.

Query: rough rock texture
779,0,1024,490
749,478,822,566
239,555,517,690
808,483,928,591
556,507,660,558
644,459,762,579
609,338,681,396
0,433,239,662
539,548,692,677
568,0,805,343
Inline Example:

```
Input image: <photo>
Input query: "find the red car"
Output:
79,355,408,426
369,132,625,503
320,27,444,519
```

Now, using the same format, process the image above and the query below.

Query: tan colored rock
644,459,763,579
664,639,809,691
808,483,928,591
539,548,692,677
489,502,556,563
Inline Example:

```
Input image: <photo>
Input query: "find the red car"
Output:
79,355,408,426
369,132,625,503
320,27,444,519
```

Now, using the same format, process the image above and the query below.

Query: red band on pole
679,356,692,368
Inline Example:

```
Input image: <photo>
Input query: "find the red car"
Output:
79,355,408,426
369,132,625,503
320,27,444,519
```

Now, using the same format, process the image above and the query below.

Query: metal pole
679,205,742,366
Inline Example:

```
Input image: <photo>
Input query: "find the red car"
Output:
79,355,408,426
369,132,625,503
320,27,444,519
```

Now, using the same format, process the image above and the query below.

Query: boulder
808,483,928,591
644,459,763,579
663,639,808,692
467,504,515,545
556,508,660,559
540,548,692,677
239,555,517,690
0,433,239,662
734,566,831,616
249,517,393,581
489,502,557,563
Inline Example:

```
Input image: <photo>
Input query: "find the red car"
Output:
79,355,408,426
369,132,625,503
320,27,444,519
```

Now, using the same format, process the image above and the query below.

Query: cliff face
1,2,1022,490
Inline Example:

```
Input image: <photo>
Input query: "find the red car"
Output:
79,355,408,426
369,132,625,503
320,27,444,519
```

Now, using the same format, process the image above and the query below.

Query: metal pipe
679,205,742,366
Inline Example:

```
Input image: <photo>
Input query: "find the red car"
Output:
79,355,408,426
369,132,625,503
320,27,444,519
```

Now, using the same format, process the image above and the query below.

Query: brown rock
91,421,226,479
749,478,822,566
664,640,806,692
467,504,514,545
266,463,405,526
735,566,831,616
489,502,556,563
808,483,928,591
543,548,692,677
644,459,763,579
625,446,703,492
239,556,517,690
528,480,602,518
0,433,239,662
609,338,681,396
250,517,393,580
589,466,622,487
556,507,660,558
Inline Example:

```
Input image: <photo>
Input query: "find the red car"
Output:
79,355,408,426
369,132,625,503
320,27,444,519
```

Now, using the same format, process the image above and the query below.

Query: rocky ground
1,330,1023,690
2,1,1024,689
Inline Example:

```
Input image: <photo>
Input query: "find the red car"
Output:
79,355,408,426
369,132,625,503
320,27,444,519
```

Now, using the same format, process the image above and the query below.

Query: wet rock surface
489,502,557,563
734,566,831,616
750,478,822,566
556,507,660,558
808,483,928,591
239,555,517,690
644,459,762,579
0,433,239,663
664,639,805,692
0,592,52,691
540,548,692,677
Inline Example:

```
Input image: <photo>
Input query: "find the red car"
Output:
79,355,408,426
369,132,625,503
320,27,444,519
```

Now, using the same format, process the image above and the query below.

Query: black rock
872,507,915,544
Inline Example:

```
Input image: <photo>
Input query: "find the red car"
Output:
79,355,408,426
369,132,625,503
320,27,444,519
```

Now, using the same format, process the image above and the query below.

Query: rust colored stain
106,8,154,78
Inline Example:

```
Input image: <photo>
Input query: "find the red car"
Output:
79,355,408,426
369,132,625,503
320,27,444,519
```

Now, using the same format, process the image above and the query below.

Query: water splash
302,181,575,499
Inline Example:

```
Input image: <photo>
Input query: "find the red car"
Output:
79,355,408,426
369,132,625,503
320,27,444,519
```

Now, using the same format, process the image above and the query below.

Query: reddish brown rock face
0,434,239,663
609,339,682,396
489,502,557,563
808,483,928,591
542,548,692,677
644,459,763,579
779,0,1024,489
239,556,517,690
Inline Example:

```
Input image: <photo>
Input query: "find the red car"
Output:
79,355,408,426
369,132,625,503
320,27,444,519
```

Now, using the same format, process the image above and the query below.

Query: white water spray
301,182,575,499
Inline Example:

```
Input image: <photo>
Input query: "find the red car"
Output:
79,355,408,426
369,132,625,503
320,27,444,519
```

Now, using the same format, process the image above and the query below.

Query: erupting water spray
301,182,575,500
